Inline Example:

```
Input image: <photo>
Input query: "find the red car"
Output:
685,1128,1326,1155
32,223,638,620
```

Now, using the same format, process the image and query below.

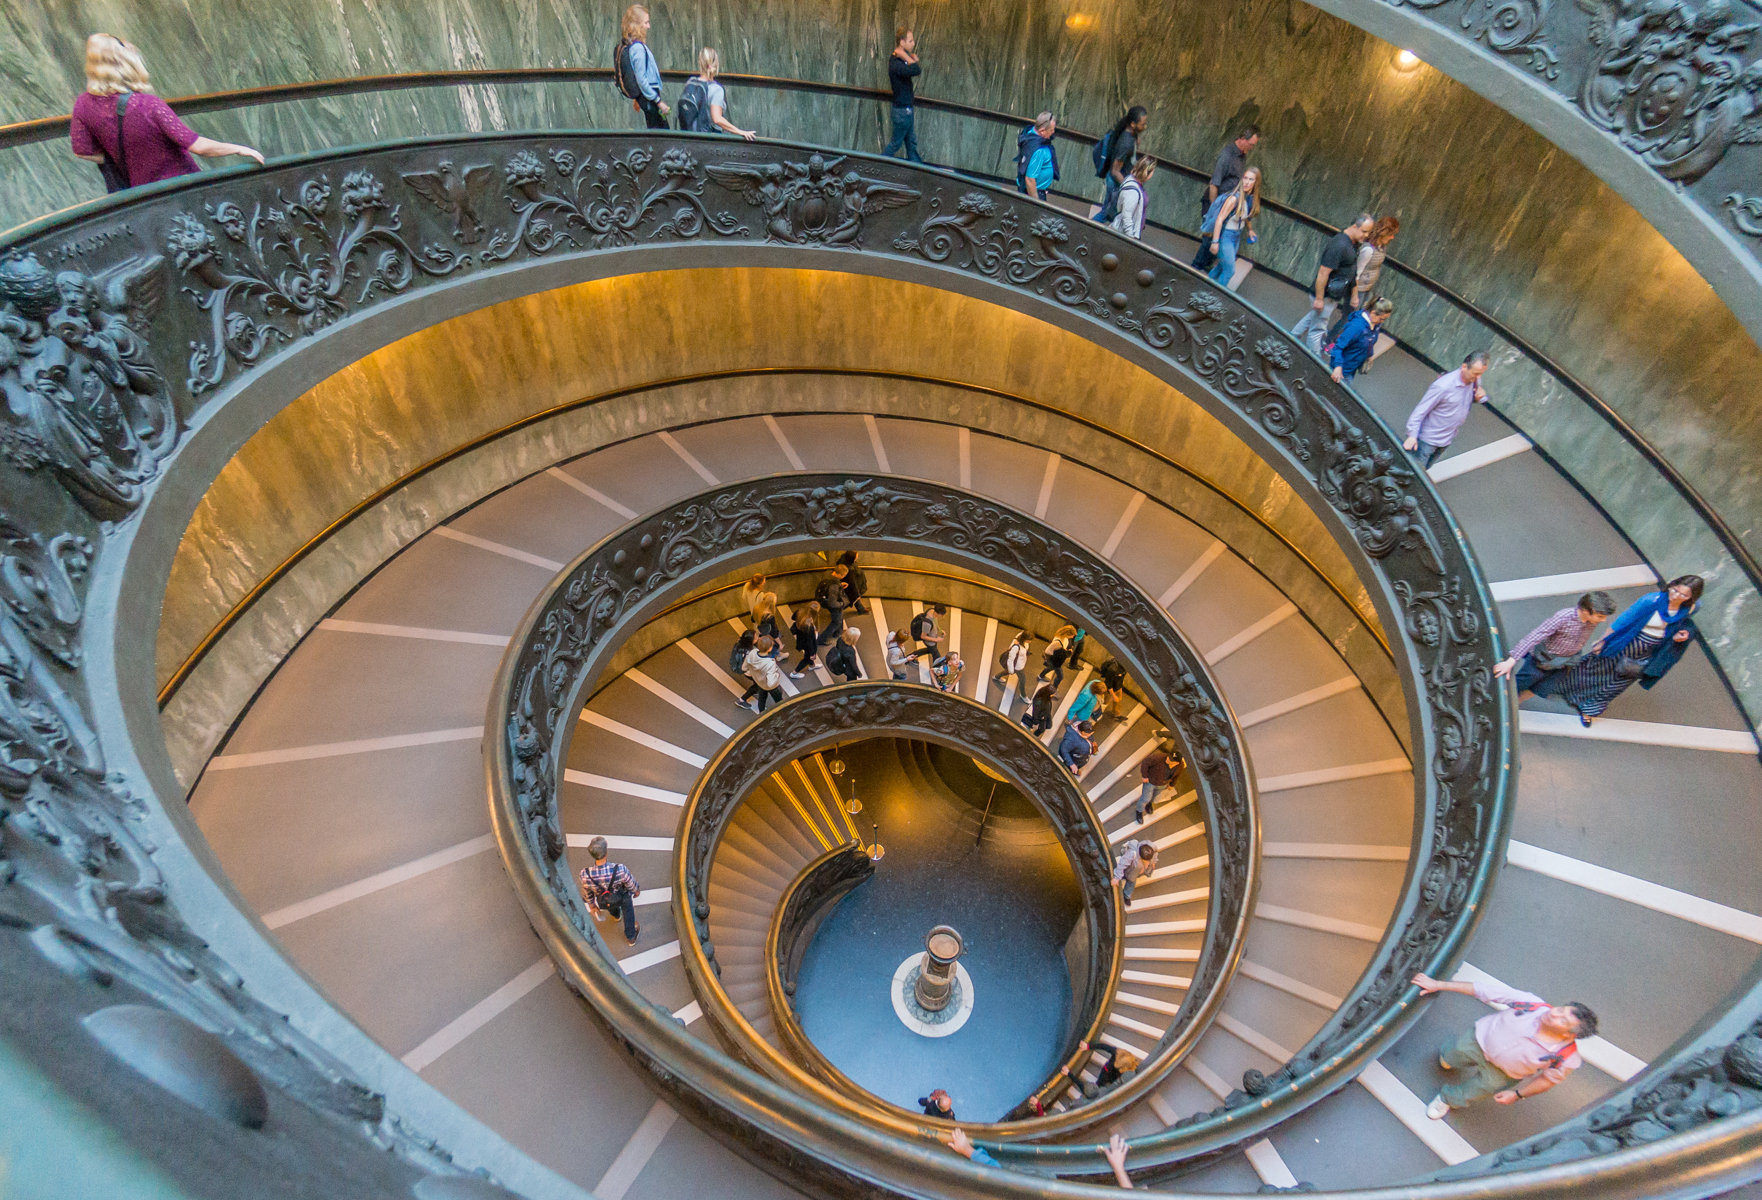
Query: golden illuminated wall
158,266,1401,777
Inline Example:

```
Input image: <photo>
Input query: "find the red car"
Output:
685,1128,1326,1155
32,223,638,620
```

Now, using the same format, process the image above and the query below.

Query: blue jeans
1412,440,1448,468
601,887,639,940
1207,228,1243,288
884,106,922,162
1290,297,1341,357
1098,173,1122,223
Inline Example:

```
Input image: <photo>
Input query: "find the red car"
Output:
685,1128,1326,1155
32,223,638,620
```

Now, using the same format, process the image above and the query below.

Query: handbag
97,94,130,193
1614,656,1647,679
1532,648,1584,672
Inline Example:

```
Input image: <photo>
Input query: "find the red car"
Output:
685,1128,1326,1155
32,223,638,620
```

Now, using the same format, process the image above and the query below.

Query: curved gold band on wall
157,269,1405,780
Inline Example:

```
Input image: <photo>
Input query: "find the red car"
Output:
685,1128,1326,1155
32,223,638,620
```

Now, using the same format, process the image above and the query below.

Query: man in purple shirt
1404,352,1491,467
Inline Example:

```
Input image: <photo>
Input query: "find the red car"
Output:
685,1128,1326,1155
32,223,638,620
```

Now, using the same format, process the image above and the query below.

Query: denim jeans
1290,297,1342,356
601,887,639,940
883,106,922,162
1207,228,1243,288
1412,441,1449,468
1134,782,1167,821
1098,173,1122,223
638,98,669,130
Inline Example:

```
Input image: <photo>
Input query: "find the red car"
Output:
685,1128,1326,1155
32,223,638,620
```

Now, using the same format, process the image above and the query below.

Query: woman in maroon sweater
69,34,262,190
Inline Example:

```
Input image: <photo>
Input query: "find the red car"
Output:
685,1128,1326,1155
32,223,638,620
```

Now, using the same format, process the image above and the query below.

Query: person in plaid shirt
1494,591,1617,694
579,836,641,941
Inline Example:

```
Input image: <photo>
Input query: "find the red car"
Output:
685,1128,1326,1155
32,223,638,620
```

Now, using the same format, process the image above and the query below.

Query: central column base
890,953,975,1037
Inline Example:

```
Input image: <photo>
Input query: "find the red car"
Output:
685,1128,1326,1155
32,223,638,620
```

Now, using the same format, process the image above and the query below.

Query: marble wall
9,0,1760,665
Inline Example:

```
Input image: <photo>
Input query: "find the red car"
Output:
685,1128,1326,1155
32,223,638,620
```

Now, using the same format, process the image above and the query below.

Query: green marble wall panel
7,0,1761,715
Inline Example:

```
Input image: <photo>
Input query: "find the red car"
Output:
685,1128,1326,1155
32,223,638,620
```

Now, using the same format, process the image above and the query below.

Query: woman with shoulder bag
1532,576,1702,725
1109,156,1156,240
69,34,262,192
1199,166,1260,289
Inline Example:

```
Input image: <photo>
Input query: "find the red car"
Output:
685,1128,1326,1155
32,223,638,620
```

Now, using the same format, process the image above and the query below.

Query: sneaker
1439,1055,1453,1071
1426,1096,1451,1120
736,699,757,712
788,671,805,679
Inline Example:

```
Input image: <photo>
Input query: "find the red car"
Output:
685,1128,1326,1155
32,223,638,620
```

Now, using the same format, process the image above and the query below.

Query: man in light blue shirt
1405,352,1491,467
1016,113,1059,198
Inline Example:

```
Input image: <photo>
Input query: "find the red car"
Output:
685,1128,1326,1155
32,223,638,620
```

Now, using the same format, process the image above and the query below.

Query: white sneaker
1425,1096,1451,1120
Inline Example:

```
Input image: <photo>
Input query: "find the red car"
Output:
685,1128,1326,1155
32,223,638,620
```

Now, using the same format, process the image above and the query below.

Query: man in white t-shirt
1412,972,1596,1118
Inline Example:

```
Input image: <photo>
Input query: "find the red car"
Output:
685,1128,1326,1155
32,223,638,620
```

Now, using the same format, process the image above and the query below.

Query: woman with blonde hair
678,48,757,140
69,34,262,191
1202,165,1260,289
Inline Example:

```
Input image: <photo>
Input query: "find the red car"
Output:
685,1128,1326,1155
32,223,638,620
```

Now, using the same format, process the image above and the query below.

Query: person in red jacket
1134,738,1183,824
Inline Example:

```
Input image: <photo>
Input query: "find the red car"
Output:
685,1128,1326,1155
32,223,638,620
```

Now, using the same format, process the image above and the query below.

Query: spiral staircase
1,105,1760,1200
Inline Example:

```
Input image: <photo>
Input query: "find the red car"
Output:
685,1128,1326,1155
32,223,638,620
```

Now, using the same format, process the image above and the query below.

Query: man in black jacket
815,565,851,646
838,550,868,615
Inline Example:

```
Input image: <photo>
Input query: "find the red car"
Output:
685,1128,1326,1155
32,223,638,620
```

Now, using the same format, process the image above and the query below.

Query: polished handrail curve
6,65,1753,609
488,472,1254,1146
0,131,1523,1189
767,842,877,1098
671,681,1134,1134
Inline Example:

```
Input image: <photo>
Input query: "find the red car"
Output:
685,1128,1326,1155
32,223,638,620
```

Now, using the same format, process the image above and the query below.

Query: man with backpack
910,604,947,661
579,837,642,941
1094,105,1147,224
815,565,851,646
613,5,670,130
1411,972,1597,1120
992,631,1030,703
1016,113,1059,198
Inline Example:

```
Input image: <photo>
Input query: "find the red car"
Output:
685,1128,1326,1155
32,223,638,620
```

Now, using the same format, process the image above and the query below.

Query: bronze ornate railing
767,841,877,1096
673,681,1127,1131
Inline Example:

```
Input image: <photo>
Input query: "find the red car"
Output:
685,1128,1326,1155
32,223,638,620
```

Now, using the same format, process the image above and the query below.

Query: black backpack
676,77,717,132
815,578,847,610
846,567,868,597
1100,658,1127,689
910,611,928,640
1091,132,1114,179
612,38,643,100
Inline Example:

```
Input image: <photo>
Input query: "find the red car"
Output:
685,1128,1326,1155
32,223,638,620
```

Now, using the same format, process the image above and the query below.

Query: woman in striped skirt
1533,575,1702,725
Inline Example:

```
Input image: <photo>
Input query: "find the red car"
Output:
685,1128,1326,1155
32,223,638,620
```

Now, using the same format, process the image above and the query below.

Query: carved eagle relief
705,153,920,246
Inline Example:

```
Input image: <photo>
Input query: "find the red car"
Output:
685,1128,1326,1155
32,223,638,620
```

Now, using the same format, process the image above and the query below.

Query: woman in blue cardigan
1532,575,1702,725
